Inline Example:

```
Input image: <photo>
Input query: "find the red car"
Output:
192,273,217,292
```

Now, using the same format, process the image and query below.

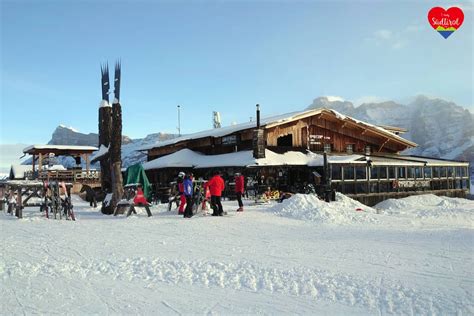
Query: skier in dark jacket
183,173,194,218
208,170,225,216
234,172,245,212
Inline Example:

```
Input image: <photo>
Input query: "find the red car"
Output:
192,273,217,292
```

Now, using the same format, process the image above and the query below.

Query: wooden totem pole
98,61,124,214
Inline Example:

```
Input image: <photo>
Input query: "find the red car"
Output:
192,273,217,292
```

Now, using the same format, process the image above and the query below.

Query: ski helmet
178,171,185,178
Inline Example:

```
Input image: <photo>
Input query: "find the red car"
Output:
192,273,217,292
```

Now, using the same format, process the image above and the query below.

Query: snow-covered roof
140,108,416,151
90,144,109,162
10,165,32,179
143,149,203,170
23,145,98,154
143,149,366,170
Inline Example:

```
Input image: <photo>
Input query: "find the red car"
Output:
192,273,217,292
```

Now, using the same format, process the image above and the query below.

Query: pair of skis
42,181,75,221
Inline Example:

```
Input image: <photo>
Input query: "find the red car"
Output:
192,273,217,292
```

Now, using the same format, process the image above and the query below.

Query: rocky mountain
307,96,474,163
41,127,179,169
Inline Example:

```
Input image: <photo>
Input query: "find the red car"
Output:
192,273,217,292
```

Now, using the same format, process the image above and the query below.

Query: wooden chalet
22,145,100,192
140,107,470,205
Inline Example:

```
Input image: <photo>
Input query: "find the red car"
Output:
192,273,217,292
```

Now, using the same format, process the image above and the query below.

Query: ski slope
1,194,473,315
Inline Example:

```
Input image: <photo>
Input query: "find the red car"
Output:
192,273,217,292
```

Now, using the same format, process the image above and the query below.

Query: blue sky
1,0,473,144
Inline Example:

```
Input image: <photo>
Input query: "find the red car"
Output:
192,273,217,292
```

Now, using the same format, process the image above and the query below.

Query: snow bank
269,193,378,224
375,194,474,222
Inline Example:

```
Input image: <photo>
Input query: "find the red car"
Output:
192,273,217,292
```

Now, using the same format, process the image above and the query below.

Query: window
388,167,396,179
277,134,293,147
407,167,415,179
455,180,461,189
356,182,368,194
369,182,378,193
370,167,379,180
462,179,468,189
343,183,355,194
355,166,367,179
379,182,391,192
331,165,342,180
440,167,447,178
379,167,387,179
398,167,406,179
346,144,354,154
424,167,432,178
461,167,467,177
324,143,332,153
447,166,454,177
415,167,422,179
343,166,354,180
365,146,371,155
455,167,462,177
433,167,440,178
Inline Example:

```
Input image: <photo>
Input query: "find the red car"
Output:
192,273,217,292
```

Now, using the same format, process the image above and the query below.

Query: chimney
253,104,265,159
256,104,260,129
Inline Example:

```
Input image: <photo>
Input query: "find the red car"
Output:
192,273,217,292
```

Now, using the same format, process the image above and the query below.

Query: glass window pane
343,166,354,180
447,167,454,177
388,167,396,179
356,182,368,194
415,167,422,179
407,167,414,178
370,167,379,180
331,165,342,180
440,167,447,178
398,167,406,179
356,166,366,179
433,167,440,178
424,167,432,178
369,182,378,193
379,167,387,179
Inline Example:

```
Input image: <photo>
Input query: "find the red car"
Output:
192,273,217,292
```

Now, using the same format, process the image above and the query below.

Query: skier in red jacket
207,170,225,216
177,172,186,214
234,172,245,212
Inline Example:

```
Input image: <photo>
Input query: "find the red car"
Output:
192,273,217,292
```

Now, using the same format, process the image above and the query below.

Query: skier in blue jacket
183,174,194,218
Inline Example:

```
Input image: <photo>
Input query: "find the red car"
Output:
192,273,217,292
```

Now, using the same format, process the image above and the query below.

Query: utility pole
177,105,181,136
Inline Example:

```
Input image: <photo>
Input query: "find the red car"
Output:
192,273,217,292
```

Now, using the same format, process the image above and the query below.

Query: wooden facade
143,108,469,204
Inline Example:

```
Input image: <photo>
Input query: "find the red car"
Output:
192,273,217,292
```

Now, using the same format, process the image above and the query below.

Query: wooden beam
378,139,390,152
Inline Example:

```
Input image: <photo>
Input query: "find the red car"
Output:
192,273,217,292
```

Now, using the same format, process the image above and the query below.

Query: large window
344,166,354,180
415,167,423,179
355,166,367,179
388,167,396,179
346,144,354,154
440,167,447,178
370,167,379,180
369,182,378,193
324,143,332,153
277,134,293,147
398,167,406,179
356,182,368,194
424,167,432,178
407,167,415,179
380,167,387,179
461,167,467,177
447,166,454,177
332,165,342,180
433,167,440,178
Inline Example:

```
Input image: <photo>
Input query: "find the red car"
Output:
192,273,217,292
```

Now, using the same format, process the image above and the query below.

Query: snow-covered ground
1,193,473,315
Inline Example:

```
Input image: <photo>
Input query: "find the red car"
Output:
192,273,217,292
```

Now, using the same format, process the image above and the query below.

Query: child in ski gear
133,184,152,217
234,172,245,212
202,181,211,210
208,170,225,216
183,174,194,218
177,171,186,214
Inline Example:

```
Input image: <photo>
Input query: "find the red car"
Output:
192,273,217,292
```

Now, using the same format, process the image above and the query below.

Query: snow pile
375,194,474,223
269,193,378,224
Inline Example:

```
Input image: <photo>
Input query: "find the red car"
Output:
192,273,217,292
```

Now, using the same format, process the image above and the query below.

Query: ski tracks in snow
1,257,471,315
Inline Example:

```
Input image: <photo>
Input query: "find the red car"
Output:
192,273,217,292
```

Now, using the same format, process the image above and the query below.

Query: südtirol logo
428,7,464,39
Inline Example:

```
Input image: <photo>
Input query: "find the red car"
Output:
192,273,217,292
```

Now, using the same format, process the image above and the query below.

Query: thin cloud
368,24,424,50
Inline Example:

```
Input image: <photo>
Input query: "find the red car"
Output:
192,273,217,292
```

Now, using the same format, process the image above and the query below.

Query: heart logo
428,7,464,39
